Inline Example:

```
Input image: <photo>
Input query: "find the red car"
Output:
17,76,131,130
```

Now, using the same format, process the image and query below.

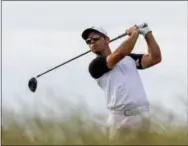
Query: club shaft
36,50,91,78
36,33,127,78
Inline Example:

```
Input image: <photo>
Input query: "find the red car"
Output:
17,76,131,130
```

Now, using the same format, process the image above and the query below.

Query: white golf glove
137,23,152,37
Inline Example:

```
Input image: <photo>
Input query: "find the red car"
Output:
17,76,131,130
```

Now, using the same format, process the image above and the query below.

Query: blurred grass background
2,95,188,145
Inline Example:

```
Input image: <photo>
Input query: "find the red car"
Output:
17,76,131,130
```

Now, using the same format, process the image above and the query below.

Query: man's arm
139,26,162,69
106,26,139,69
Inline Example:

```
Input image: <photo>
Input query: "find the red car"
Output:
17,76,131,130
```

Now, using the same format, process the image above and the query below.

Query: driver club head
28,77,38,92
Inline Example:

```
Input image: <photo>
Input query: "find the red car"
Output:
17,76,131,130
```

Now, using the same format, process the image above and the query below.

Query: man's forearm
145,32,161,60
116,31,139,57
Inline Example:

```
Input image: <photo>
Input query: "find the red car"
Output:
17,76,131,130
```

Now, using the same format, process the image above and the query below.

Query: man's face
85,32,109,54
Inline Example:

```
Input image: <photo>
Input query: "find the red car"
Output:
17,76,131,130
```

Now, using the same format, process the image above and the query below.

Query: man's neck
96,47,111,57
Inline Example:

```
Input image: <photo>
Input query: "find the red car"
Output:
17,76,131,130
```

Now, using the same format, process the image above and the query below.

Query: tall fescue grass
2,95,188,145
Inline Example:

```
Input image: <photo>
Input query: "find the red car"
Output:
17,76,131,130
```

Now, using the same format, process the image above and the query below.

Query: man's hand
137,23,152,37
126,25,139,36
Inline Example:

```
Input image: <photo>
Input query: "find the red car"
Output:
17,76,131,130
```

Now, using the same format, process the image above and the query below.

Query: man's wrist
144,31,152,38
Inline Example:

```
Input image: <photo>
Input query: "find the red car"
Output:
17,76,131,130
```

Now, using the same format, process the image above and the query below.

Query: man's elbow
157,54,162,63
152,52,162,64
150,49,162,64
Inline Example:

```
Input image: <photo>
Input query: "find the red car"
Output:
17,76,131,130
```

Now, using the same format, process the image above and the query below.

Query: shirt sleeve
128,53,144,69
88,56,111,79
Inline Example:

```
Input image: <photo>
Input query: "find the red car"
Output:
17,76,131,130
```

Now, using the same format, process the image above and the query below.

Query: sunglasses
85,35,101,44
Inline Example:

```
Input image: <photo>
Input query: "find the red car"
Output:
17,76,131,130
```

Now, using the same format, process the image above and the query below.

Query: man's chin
92,49,103,55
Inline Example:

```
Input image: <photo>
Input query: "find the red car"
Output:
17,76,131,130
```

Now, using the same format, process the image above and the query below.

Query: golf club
28,23,148,92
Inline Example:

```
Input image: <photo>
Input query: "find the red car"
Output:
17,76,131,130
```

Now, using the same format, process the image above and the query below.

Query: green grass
2,100,188,145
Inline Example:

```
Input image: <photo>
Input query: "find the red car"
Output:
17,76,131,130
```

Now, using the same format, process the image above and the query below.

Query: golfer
81,24,161,144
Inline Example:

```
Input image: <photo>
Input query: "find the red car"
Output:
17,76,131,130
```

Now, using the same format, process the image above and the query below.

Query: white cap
81,26,109,40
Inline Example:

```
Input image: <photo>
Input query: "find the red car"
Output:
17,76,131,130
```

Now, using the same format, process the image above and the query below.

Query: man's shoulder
88,56,111,79
89,56,104,63
88,56,107,70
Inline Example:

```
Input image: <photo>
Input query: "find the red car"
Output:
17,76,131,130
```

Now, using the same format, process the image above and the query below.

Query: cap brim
81,28,103,40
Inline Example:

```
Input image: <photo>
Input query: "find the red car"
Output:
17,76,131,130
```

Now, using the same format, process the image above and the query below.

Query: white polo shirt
88,53,149,111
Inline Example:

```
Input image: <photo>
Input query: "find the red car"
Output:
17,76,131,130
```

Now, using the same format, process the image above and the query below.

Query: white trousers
107,106,150,144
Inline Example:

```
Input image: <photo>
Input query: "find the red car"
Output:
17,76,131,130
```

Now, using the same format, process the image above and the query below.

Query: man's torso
95,55,149,111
